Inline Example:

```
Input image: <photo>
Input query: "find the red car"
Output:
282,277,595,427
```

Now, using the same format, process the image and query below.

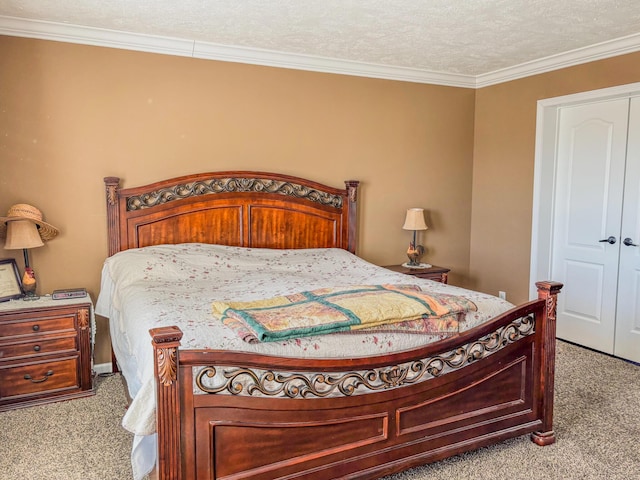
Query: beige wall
0,36,476,364
471,51,640,304
5,34,639,366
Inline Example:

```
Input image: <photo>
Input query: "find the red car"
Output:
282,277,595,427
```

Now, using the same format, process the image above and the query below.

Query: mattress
96,243,512,479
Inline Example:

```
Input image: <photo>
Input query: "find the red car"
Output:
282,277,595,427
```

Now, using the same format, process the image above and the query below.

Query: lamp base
402,262,432,269
21,266,38,300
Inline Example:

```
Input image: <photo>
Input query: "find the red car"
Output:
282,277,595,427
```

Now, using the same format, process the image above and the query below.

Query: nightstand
0,296,95,411
383,264,450,284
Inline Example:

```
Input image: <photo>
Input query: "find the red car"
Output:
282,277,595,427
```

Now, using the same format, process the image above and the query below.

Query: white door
615,96,640,363
552,99,629,354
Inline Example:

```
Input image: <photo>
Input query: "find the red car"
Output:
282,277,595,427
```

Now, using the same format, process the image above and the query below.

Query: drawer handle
33,345,41,352
32,325,40,332
24,370,54,383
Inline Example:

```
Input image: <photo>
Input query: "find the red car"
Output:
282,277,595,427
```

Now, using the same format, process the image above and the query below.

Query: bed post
103,177,121,257
104,177,122,373
345,180,359,254
150,326,184,480
531,280,563,446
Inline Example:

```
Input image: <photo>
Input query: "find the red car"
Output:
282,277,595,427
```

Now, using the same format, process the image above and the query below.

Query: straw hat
0,204,59,241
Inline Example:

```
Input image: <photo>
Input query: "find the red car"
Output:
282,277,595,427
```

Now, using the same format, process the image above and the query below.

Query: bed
97,171,562,480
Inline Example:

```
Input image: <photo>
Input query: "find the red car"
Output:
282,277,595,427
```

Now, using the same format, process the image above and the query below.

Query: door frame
529,81,640,300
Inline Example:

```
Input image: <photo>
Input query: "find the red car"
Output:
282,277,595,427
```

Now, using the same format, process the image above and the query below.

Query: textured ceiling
1,0,640,77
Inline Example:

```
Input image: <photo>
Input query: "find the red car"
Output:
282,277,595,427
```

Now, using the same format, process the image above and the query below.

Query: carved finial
150,326,183,387
78,308,89,330
104,177,120,206
156,347,178,386
345,180,359,203
535,281,563,321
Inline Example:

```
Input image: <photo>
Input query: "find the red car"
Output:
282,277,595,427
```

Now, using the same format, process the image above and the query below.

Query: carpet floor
1,340,638,479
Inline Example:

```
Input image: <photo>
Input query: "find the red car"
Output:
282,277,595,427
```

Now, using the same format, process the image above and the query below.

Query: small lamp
0,204,59,300
402,208,429,268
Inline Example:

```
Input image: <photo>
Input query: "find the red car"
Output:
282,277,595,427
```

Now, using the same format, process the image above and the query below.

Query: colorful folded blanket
212,284,477,343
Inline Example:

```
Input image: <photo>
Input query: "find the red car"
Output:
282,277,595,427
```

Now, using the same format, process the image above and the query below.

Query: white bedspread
96,244,512,479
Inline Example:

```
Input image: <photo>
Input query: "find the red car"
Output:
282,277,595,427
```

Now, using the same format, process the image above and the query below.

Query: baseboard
93,362,113,375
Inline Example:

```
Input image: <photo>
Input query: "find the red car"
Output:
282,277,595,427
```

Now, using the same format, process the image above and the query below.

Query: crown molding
0,15,476,88
476,32,640,88
0,15,195,57
1,15,639,90
192,41,476,88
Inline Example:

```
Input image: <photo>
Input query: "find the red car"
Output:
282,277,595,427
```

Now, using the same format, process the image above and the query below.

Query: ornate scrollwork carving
126,178,343,210
195,315,535,398
546,295,557,321
157,347,178,386
106,184,118,206
77,308,89,330
345,181,358,203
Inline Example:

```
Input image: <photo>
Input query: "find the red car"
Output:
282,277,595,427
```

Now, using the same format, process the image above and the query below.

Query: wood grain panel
397,353,531,437
248,205,339,249
200,411,388,479
130,205,243,248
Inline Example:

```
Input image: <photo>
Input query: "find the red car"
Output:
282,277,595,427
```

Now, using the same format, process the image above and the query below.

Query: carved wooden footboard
150,281,561,480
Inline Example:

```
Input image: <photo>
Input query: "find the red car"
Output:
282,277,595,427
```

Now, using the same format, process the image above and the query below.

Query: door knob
599,236,617,244
623,237,638,247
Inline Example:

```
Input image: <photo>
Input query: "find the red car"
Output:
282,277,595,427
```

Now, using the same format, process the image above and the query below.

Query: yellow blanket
212,284,477,343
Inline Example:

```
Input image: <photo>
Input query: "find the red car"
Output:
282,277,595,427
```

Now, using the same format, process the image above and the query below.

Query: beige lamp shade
402,208,428,231
4,220,45,250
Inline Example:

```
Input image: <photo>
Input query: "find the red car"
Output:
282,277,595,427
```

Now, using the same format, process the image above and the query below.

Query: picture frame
0,258,23,302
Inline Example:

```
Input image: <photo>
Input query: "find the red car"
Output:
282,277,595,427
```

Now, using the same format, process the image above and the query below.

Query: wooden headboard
104,171,359,256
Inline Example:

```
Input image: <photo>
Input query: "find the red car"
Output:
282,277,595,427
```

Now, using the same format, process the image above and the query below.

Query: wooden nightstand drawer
0,315,76,339
0,335,77,360
0,357,80,400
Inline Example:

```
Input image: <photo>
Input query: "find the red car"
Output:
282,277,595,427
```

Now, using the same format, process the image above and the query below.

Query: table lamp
0,204,59,300
402,208,429,268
